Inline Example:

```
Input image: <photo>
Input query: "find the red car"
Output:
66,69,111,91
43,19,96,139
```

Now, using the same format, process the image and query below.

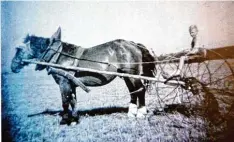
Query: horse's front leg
52,73,79,125
70,86,79,124
58,77,74,125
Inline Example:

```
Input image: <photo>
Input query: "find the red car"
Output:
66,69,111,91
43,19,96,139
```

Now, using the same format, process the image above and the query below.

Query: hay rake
23,44,234,128
148,46,234,128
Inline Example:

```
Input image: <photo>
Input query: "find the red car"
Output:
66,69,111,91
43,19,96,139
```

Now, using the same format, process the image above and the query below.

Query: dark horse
11,28,156,124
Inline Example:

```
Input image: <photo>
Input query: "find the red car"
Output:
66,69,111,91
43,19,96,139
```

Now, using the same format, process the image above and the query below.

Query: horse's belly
75,47,120,86
76,61,118,86
77,72,116,86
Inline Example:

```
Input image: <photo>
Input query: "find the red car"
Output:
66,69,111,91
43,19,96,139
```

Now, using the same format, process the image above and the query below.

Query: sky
1,1,234,71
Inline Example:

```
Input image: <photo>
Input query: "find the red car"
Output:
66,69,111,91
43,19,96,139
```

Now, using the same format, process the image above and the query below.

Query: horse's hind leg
124,78,147,118
137,86,147,118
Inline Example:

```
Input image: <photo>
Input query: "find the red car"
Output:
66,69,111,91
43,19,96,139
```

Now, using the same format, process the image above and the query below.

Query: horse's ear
23,34,31,44
51,27,61,40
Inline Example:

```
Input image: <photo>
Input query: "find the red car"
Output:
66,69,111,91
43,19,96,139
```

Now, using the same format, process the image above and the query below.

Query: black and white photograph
2,1,234,141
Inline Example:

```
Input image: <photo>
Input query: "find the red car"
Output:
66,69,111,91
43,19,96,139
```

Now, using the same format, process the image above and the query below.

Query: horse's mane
23,34,50,51
63,42,82,49
23,34,82,50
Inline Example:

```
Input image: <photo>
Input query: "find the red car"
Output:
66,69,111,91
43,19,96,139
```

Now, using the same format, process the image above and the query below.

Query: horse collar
35,41,63,71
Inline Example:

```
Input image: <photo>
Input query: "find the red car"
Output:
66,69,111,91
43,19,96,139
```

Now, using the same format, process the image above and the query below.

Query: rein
47,47,112,66
34,40,198,67
40,44,159,66
36,40,116,67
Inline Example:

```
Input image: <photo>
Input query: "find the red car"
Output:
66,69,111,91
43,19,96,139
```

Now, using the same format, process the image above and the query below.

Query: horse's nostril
11,68,20,73
11,61,22,73
14,70,20,73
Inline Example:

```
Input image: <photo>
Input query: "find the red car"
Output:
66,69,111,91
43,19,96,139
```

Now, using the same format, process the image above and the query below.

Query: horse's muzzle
11,59,24,73
11,68,20,73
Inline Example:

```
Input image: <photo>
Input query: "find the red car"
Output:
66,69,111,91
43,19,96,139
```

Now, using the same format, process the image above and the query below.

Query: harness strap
50,44,63,64
35,41,62,70
73,47,85,67
43,42,62,63
68,47,85,76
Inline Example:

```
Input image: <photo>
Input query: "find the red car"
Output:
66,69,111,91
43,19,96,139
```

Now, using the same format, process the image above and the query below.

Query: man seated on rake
162,25,206,80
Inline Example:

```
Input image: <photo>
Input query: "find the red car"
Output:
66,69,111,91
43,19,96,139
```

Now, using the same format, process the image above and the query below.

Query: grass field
2,61,234,141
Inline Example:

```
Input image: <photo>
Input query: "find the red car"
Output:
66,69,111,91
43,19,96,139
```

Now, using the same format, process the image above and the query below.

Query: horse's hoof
70,115,79,124
70,122,77,126
136,112,146,119
136,106,147,119
128,112,136,118
60,119,68,125
138,106,147,115
128,103,137,118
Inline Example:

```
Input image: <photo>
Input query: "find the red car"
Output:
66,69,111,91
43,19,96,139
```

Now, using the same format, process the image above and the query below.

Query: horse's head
11,27,61,73
11,43,34,73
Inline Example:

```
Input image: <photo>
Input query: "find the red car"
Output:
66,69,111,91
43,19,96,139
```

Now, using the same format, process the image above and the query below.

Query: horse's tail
137,43,157,86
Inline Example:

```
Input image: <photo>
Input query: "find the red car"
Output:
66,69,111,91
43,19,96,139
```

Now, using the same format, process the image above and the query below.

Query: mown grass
2,64,233,142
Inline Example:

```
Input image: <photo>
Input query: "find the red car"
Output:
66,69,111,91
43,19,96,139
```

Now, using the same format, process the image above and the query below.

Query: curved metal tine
161,86,179,101
159,56,177,77
195,62,211,85
200,61,211,83
197,63,200,79
184,63,193,78
207,74,233,89
209,61,226,79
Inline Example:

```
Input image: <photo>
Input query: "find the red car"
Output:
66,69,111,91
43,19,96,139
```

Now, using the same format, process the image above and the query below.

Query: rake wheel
148,48,234,132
